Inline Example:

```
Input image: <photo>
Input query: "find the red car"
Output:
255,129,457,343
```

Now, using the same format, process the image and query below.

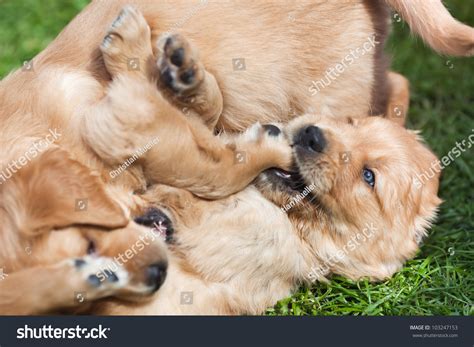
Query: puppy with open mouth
257,114,441,280
1,0,462,314
96,114,441,315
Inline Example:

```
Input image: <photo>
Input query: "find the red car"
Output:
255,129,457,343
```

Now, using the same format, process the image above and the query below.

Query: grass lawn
1,0,472,316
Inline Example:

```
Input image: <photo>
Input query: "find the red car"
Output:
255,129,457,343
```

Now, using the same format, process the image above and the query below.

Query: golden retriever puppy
0,146,169,315
97,114,441,315
0,0,466,315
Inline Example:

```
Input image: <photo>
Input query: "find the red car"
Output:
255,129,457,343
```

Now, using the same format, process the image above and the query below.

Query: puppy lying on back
98,114,442,315
82,9,442,315
0,0,468,314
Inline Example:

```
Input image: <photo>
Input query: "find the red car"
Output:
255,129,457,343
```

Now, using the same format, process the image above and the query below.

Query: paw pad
170,47,185,67
157,34,203,94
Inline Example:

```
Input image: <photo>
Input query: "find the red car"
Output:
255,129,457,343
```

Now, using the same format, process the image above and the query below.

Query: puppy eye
363,168,375,188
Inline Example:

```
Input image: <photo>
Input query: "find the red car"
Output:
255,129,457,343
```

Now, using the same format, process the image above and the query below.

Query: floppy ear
5,148,128,234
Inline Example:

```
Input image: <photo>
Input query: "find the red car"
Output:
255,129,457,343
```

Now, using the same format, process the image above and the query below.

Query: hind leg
156,33,223,130
82,6,291,199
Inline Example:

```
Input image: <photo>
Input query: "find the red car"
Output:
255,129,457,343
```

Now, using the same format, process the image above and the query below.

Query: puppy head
256,115,442,280
0,147,167,300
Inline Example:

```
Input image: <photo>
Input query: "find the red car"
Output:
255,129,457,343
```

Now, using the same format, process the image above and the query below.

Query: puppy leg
82,5,176,165
156,33,223,130
84,6,291,199
0,256,128,315
83,72,288,199
100,5,154,80
102,8,222,130
385,71,410,126
143,120,292,198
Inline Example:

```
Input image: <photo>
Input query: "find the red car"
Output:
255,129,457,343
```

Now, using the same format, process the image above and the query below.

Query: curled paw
100,5,152,76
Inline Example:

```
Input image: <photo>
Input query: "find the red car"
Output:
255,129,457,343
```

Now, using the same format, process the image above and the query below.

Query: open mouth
264,166,308,193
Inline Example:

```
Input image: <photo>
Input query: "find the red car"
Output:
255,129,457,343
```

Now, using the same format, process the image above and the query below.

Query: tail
385,0,474,56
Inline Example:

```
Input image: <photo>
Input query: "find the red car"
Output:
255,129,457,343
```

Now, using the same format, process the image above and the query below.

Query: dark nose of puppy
146,263,167,292
294,125,326,153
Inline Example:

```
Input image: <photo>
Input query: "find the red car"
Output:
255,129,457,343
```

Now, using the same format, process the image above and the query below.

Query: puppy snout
294,125,326,153
146,262,167,292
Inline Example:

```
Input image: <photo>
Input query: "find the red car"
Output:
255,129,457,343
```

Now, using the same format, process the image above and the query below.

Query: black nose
294,125,326,153
146,262,167,292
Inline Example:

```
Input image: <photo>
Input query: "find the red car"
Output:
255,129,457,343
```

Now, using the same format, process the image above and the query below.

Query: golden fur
0,146,169,314
0,4,292,314
387,0,474,56
97,114,442,315
0,0,471,314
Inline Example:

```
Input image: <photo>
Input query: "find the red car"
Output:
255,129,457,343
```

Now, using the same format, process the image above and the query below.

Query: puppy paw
239,123,293,171
157,33,204,95
134,208,174,242
100,5,152,77
240,123,285,142
69,256,128,303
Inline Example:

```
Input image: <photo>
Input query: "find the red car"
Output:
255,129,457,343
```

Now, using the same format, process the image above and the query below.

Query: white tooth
275,171,291,179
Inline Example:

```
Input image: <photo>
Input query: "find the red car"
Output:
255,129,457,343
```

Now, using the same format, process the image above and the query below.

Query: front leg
142,120,292,199
0,256,128,315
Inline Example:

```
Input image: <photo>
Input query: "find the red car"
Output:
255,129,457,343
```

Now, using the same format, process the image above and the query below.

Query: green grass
1,0,472,316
